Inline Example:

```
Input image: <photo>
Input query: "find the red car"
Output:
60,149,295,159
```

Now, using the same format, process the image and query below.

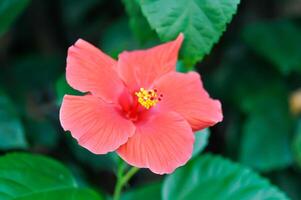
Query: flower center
135,88,162,109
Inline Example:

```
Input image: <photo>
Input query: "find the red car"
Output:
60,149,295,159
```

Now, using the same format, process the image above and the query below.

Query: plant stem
113,161,139,200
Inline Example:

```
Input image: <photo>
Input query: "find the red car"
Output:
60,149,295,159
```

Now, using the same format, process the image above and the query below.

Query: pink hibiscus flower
59,34,223,174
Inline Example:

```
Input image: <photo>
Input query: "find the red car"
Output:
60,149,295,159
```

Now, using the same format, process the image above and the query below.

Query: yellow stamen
135,88,159,109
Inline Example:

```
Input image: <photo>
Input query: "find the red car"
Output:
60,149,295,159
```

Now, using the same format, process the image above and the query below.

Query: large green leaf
11,188,101,200
0,0,30,36
192,128,210,158
0,90,27,150
121,182,162,200
0,153,103,200
163,154,289,200
242,20,301,75
137,0,240,66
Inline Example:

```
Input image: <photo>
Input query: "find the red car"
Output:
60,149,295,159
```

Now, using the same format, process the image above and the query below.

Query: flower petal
60,95,135,154
67,39,124,102
117,111,194,174
118,34,184,92
154,72,223,131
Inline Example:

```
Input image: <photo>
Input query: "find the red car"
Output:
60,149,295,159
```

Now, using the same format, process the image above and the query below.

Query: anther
135,88,161,109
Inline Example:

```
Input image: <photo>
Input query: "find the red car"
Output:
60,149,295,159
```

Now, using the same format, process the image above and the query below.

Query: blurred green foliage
0,0,30,36
243,20,301,75
1,0,301,199
0,153,104,200
0,90,27,149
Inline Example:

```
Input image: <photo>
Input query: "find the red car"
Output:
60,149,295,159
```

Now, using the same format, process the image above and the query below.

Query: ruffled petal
154,72,223,131
60,95,135,154
66,39,124,102
118,34,183,92
117,111,194,174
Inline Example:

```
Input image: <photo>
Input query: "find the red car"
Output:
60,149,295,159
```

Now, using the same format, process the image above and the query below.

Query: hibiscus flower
60,34,223,174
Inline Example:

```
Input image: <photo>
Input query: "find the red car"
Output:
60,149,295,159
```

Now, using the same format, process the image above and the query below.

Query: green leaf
239,83,293,171
0,0,30,36
242,20,301,75
137,0,240,66
13,188,102,200
176,61,195,72
192,128,210,158
0,153,103,200
0,90,27,150
121,182,162,200
122,0,157,43
163,154,289,200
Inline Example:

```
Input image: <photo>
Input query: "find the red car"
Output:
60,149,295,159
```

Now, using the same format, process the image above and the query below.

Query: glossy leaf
0,90,27,150
163,154,289,200
0,153,103,200
137,0,240,66
0,0,30,36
